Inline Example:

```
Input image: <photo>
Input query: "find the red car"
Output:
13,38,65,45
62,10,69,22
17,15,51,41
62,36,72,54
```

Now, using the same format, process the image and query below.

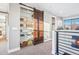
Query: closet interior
20,4,44,48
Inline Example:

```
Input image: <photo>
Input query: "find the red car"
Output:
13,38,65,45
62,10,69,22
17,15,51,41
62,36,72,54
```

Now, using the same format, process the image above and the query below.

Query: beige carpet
10,40,52,55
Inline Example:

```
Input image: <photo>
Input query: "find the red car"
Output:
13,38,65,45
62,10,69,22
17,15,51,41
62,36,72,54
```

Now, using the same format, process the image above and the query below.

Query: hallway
10,40,52,55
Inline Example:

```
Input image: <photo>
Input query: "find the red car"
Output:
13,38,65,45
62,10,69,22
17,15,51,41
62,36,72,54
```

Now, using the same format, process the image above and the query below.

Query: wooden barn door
33,8,44,45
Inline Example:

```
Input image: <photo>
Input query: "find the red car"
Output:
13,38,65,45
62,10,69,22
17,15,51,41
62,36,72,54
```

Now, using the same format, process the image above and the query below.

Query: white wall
44,11,63,54
52,17,63,55
0,3,9,12
44,12,53,42
25,3,79,17
9,3,20,52
44,11,63,41
0,3,20,53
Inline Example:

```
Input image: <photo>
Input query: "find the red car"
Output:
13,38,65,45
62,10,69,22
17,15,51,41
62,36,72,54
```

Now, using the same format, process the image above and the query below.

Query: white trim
52,31,56,55
8,47,20,53
44,39,51,42
52,51,55,55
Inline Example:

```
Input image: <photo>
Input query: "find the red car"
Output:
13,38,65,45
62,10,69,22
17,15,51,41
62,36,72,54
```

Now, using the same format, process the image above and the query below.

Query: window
64,19,72,30
64,18,79,30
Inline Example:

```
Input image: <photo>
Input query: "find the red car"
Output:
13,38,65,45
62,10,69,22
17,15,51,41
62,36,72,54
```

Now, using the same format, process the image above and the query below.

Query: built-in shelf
20,7,34,47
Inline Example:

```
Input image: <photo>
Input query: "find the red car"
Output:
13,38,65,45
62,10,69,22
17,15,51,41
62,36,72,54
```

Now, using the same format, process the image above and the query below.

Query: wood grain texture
33,8,44,45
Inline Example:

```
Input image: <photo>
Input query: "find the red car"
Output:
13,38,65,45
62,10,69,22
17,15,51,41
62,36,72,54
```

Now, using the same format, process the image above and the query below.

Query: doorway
0,12,8,54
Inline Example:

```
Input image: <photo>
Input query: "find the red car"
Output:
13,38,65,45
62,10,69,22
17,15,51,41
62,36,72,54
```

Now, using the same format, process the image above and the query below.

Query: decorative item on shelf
20,29,22,32
20,23,24,27
27,40,33,46
20,41,28,48
20,39,33,48
20,18,24,21
0,30,2,36
20,34,25,37
31,32,33,35
57,27,63,30
0,30,4,41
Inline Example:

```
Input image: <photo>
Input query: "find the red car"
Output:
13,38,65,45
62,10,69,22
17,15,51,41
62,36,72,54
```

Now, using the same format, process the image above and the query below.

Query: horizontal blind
57,31,79,55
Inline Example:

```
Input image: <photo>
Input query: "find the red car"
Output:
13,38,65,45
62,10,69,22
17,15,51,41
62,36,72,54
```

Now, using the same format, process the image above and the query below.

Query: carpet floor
10,40,52,55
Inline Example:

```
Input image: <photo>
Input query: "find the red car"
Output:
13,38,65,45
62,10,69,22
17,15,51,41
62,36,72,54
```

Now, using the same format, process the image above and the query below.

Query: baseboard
8,47,20,53
52,51,55,55
44,39,52,42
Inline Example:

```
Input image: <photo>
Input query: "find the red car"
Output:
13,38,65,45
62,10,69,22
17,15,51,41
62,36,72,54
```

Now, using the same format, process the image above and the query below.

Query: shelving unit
20,7,34,48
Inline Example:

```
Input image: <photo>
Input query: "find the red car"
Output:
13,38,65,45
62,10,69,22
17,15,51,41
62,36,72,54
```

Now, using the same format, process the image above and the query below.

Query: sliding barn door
33,8,44,45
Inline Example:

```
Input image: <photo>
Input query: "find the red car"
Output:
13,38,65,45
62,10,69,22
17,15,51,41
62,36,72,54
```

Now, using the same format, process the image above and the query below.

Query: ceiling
24,3,79,18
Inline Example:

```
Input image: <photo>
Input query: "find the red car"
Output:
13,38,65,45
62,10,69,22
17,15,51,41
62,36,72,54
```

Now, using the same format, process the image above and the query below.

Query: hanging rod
0,11,8,14
19,3,34,9
20,7,34,12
